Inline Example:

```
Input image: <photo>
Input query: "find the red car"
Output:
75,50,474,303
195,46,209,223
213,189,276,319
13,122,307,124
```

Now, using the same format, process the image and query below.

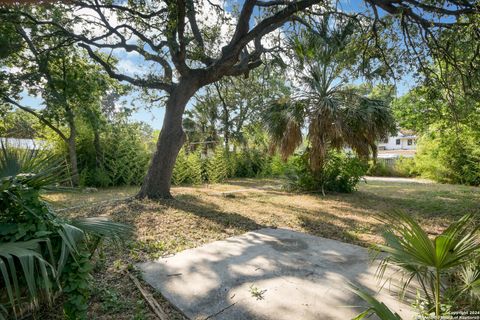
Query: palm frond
70,217,134,240
0,140,67,189
376,211,479,314
0,239,57,318
349,285,403,320
461,263,480,301
263,98,305,160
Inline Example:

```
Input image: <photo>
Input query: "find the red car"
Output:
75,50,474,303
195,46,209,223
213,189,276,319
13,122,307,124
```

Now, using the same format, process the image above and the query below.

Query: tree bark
65,108,79,186
223,106,230,151
137,78,200,199
93,128,103,169
67,127,79,186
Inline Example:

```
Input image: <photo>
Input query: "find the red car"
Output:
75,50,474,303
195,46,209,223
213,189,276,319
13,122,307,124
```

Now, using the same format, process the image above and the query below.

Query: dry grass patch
40,178,479,319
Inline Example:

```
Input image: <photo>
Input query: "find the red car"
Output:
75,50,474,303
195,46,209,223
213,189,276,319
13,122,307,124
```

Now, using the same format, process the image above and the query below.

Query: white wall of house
378,135,416,150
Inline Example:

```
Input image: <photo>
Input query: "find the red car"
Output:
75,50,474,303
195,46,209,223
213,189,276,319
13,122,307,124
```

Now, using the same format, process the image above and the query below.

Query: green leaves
378,212,478,271
0,239,57,319
267,16,396,173
0,141,65,188
376,211,479,317
350,285,402,320
206,146,228,184
0,142,134,318
70,217,134,242
460,263,480,303
172,149,205,185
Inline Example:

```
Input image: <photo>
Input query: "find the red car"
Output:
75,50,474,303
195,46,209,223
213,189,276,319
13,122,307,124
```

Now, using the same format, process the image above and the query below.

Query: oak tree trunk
65,109,79,186
223,103,230,151
93,128,103,169
68,130,79,186
137,79,199,199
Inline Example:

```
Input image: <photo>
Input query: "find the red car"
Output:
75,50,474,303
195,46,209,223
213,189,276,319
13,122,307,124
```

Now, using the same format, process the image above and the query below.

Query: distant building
377,130,417,159
0,137,48,150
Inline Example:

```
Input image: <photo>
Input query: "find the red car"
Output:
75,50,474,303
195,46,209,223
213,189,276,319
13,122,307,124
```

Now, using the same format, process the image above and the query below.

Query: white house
377,130,417,159
378,130,417,151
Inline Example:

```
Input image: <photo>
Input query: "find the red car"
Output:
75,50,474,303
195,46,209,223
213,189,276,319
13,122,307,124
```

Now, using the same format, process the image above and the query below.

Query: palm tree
0,141,133,319
264,15,396,172
184,93,220,155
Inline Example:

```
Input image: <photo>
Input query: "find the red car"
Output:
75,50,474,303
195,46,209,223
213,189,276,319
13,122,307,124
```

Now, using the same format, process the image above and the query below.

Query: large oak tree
1,0,478,198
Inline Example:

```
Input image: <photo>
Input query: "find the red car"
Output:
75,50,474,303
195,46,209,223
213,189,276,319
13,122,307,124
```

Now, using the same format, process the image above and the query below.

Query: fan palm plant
264,15,396,172
351,213,479,320
460,263,480,306
375,211,479,319
0,141,133,319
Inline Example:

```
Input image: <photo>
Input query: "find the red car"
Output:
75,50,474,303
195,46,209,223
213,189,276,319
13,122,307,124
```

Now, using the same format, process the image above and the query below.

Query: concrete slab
138,228,415,320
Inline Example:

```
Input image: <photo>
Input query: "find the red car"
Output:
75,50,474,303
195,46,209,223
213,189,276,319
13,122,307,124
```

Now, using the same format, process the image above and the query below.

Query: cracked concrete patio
138,228,414,320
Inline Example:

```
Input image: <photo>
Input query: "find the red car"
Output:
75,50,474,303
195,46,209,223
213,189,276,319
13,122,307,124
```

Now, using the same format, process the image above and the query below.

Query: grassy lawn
41,178,480,319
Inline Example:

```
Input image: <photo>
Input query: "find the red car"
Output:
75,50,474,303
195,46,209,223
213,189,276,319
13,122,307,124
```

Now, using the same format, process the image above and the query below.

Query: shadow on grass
223,178,285,189
163,194,265,232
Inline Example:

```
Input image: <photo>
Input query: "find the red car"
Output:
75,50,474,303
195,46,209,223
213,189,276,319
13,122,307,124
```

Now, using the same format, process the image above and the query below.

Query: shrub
285,151,367,193
415,129,480,185
172,149,204,185
102,125,150,186
187,151,204,185
232,149,269,178
0,144,132,319
367,157,417,177
394,156,417,177
367,161,395,177
266,154,292,177
206,146,229,183
55,121,151,187
172,149,190,185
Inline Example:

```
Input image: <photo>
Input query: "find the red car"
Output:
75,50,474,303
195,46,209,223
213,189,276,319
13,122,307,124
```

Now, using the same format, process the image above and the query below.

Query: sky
18,0,418,131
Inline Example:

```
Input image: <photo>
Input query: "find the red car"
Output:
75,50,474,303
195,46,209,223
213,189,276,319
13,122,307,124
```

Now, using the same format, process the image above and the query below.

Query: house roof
398,129,416,138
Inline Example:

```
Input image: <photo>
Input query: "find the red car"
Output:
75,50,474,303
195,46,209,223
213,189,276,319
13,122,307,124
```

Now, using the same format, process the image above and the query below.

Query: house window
407,139,413,146
396,139,401,145
383,138,389,143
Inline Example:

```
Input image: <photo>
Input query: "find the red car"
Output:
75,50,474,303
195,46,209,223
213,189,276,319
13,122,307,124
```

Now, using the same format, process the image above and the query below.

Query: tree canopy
0,0,478,198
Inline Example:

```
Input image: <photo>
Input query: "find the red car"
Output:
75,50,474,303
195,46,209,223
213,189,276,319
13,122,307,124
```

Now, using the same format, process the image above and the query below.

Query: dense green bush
55,121,151,187
231,149,270,178
395,156,417,177
172,149,204,185
172,147,275,185
415,129,480,185
284,151,367,193
102,125,150,186
367,157,417,177
206,146,229,183
170,147,366,193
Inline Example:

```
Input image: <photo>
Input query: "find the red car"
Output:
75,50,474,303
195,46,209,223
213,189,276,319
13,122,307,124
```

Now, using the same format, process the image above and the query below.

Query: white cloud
117,58,144,75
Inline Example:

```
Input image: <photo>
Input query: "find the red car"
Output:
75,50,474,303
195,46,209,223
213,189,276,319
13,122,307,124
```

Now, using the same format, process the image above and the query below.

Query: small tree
172,149,190,185
187,151,204,185
206,146,228,184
